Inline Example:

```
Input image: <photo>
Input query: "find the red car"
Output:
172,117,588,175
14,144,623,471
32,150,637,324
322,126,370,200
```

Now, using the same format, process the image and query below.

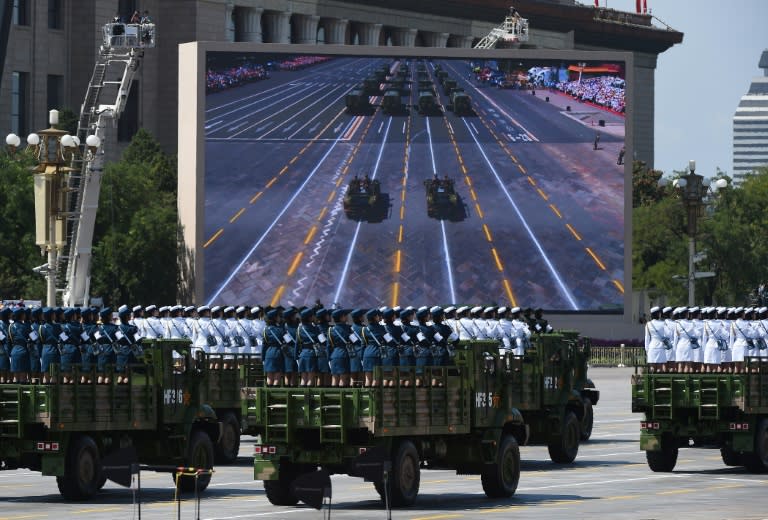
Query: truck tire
215,412,241,465
57,435,102,500
580,398,594,441
264,463,300,506
481,434,520,498
720,446,741,467
547,411,580,464
390,440,420,507
744,418,768,473
646,436,678,472
174,430,214,493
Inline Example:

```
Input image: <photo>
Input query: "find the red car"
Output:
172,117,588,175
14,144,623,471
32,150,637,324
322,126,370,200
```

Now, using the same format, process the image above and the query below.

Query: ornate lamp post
660,160,728,305
5,109,101,306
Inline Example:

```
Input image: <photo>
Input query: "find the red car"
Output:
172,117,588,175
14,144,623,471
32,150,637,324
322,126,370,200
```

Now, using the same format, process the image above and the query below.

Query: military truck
632,358,768,472
249,334,596,508
417,90,439,115
447,89,472,116
0,339,219,499
442,78,458,95
345,88,372,114
343,176,386,222
424,176,460,218
381,89,404,114
199,352,264,464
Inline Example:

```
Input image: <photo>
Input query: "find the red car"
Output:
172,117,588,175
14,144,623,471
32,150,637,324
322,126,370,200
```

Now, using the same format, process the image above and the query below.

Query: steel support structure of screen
179,43,633,319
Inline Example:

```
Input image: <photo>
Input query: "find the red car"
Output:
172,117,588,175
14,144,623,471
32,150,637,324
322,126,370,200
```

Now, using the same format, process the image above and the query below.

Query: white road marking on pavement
332,117,393,303
462,119,578,309
208,118,356,304
518,474,683,491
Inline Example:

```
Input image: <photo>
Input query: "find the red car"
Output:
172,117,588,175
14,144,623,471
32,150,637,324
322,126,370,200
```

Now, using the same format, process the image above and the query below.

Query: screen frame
179,42,634,326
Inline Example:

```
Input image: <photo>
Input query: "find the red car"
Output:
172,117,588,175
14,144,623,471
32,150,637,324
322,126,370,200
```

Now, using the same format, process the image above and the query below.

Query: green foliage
632,196,686,303
56,108,79,136
633,167,768,305
0,154,46,299
632,160,665,208
90,129,178,305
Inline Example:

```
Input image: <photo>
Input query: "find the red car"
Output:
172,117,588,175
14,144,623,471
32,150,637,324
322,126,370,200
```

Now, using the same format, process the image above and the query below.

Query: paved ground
1,368,765,519
203,56,625,311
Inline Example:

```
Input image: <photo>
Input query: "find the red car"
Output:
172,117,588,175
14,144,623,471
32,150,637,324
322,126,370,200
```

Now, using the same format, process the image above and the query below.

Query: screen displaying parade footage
201,49,626,312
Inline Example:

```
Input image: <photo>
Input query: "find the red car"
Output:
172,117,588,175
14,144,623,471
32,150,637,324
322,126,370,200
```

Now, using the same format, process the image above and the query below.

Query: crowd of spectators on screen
206,56,331,92
555,76,625,113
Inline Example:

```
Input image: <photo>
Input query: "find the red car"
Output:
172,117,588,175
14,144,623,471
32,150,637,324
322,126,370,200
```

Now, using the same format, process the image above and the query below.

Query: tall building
1,0,680,164
733,50,768,183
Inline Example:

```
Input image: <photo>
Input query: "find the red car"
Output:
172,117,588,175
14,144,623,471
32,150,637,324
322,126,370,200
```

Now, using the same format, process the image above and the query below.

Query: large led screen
200,49,626,311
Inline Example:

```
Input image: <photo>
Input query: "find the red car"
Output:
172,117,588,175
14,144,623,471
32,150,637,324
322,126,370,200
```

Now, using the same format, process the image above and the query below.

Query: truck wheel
264,463,300,506
580,398,594,441
390,440,420,507
547,412,580,464
646,436,678,472
744,418,768,473
57,435,102,500
720,446,742,467
174,430,214,493
481,434,520,498
215,412,241,465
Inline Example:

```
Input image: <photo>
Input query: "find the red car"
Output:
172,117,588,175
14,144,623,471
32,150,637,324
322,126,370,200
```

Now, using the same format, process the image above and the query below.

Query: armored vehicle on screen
381,89,405,114
342,175,387,221
448,89,472,116
632,359,768,473
249,334,596,508
345,89,372,114
442,78,458,94
417,90,439,115
0,339,219,500
424,176,461,218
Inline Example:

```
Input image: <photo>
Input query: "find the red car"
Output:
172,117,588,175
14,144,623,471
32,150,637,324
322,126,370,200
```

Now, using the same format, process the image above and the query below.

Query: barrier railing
589,345,644,367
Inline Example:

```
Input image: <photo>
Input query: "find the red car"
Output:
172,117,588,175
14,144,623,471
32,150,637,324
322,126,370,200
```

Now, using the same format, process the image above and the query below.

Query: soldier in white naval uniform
644,306,670,371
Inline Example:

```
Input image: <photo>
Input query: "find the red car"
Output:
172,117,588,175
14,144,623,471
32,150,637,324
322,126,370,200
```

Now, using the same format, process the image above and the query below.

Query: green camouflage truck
632,359,768,472
248,334,597,508
345,89,372,114
199,353,263,464
0,339,220,499
448,90,472,116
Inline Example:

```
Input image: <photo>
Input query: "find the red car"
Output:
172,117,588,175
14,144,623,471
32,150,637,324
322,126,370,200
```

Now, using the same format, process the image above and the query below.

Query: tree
89,129,178,305
0,153,46,300
701,167,768,304
632,160,665,208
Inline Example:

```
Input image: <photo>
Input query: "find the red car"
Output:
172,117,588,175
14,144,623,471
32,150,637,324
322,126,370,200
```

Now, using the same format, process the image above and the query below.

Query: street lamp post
5,109,101,307
661,160,728,305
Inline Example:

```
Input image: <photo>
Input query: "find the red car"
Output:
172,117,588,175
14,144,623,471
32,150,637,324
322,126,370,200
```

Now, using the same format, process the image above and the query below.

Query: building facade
1,0,680,165
733,50,768,183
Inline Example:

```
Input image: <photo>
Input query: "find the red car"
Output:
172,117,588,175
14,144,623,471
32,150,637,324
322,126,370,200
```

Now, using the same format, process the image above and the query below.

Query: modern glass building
733,50,768,183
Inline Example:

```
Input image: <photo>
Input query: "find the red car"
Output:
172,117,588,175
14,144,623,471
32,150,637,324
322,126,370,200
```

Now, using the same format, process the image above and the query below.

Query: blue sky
603,0,767,177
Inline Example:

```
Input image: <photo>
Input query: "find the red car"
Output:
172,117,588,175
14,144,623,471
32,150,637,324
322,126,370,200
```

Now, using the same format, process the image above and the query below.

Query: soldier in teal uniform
80,307,99,383
362,308,386,387
60,307,82,383
397,308,417,386
262,308,285,386
296,308,319,387
329,309,352,387
116,305,141,383
28,307,42,382
381,308,401,386
314,308,331,386
282,308,299,386
9,307,31,383
414,308,435,386
39,307,61,383
0,308,11,383
95,308,118,384
349,309,366,386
